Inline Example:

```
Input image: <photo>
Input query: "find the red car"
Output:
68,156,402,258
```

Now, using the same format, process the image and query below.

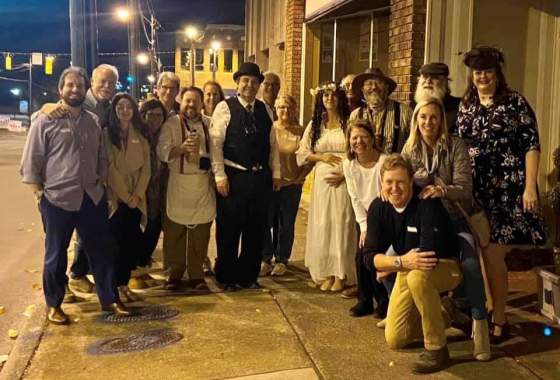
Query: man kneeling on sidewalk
363,154,462,374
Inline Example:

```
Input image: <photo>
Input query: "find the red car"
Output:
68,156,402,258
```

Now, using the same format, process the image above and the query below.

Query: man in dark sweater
363,154,462,374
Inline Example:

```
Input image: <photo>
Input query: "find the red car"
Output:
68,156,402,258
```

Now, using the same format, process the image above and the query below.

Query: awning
305,0,389,23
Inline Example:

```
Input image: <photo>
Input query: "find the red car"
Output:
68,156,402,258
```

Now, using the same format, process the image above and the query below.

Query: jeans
452,218,488,320
262,184,302,264
40,194,117,307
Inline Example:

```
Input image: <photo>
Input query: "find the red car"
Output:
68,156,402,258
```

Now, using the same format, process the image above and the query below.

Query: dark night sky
0,0,245,110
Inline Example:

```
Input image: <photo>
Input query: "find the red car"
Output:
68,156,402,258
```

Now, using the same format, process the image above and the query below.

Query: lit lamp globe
137,53,150,65
115,7,130,22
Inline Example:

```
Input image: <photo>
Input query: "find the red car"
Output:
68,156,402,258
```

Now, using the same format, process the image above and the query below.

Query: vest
223,97,272,170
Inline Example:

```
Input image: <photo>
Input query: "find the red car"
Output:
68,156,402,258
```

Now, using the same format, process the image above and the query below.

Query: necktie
245,104,256,135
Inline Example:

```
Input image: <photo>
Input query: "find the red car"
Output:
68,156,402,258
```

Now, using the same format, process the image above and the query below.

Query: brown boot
47,307,70,325
412,346,450,374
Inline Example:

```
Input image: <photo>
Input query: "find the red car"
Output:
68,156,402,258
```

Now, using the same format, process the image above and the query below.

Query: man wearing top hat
209,62,280,290
349,68,412,154
414,62,462,133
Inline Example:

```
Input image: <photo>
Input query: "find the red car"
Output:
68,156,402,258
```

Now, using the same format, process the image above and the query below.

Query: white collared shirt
209,96,280,182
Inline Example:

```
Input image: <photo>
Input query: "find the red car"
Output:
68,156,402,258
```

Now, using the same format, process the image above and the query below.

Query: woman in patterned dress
296,82,356,292
457,47,547,343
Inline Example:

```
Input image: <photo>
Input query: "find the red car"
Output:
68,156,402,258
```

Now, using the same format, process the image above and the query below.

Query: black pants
214,168,271,285
109,204,142,287
40,194,117,307
137,215,162,267
356,224,388,309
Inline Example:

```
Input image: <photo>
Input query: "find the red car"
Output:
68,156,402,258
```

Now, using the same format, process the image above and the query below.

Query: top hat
418,62,450,77
233,62,265,83
352,68,397,97
463,47,505,70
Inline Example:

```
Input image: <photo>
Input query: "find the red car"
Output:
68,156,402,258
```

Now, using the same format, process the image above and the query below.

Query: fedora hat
233,62,264,83
352,68,397,97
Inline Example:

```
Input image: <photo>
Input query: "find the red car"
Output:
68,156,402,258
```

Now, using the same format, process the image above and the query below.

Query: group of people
20,45,548,374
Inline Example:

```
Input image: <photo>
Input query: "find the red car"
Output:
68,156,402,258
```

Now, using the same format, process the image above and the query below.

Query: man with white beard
414,62,461,133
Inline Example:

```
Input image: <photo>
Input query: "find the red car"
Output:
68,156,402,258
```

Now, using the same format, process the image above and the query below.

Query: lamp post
210,40,221,82
185,25,200,86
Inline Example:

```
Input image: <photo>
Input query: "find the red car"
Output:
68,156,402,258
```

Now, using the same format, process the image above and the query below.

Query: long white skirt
305,161,357,284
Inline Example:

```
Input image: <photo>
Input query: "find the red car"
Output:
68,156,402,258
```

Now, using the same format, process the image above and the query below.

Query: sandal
489,321,511,345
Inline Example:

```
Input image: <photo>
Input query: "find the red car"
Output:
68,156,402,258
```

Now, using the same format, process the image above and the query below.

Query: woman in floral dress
457,47,547,343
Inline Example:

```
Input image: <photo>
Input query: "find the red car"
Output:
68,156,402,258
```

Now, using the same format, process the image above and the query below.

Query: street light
136,52,150,65
115,7,130,22
210,40,221,82
147,74,155,83
184,25,201,86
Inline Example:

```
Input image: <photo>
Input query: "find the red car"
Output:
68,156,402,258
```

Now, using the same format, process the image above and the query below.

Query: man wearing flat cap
210,62,280,290
415,62,461,133
349,68,412,154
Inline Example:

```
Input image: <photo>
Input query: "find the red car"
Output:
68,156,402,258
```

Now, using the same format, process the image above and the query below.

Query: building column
283,0,305,112
388,0,427,103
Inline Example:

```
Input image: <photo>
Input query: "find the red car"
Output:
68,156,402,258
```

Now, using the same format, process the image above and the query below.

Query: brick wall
283,0,305,113
388,0,427,103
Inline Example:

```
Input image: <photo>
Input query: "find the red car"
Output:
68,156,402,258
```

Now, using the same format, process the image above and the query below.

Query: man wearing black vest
210,62,280,290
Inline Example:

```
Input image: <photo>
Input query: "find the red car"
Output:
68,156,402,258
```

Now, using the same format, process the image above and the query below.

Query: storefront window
180,48,205,71
224,49,234,72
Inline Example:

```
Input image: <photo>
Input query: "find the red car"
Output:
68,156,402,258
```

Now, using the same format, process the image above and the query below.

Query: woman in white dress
297,82,356,292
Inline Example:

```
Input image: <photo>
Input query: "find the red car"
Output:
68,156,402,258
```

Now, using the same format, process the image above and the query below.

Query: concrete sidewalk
2,209,560,379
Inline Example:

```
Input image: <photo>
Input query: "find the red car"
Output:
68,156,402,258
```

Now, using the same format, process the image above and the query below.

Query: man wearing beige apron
157,86,215,291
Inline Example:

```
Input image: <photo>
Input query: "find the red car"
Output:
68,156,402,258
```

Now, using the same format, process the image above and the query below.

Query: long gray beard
365,92,386,108
414,85,446,104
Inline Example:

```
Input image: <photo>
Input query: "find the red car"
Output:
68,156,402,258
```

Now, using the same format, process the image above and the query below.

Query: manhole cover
88,329,183,355
102,306,179,323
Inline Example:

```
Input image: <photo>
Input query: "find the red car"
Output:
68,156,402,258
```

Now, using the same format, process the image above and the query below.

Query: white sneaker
271,262,287,276
259,262,273,276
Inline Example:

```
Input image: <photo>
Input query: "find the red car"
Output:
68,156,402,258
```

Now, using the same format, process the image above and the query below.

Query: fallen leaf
32,283,42,291
0,355,8,364
8,329,18,339
0,306,5,315
389,361,395,367
26,229,32,232
16,227,24,231
23,305,36,318
25,269,39,274
73,318,80,323
255,309,261,313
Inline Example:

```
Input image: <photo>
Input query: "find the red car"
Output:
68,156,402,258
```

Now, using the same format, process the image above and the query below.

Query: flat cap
418,62,449,77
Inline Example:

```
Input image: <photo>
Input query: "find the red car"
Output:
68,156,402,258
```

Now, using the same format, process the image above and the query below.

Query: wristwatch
394,256,402,269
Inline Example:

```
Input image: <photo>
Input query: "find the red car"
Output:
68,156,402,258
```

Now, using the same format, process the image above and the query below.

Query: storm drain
88,328,183,355
102,305,179,323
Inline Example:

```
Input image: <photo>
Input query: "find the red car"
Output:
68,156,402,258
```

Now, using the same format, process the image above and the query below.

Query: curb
0,306,47,380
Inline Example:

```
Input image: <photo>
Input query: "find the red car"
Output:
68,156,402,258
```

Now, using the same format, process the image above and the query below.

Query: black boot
412,346,450,374
349,302,374,317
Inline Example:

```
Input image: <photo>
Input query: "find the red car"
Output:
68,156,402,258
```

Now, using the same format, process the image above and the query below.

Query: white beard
414,85,446,104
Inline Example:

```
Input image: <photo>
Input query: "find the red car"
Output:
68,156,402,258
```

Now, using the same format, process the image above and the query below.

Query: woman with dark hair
296,82,356,292
202,81,225,117
342,119,389,317
126,99,168,290
457,47,547,344
105,92,151,302
402,97,491,361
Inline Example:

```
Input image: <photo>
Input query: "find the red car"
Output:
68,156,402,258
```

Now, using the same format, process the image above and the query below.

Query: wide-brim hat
352,68,397,98
463,46,504,70
233,62,264,83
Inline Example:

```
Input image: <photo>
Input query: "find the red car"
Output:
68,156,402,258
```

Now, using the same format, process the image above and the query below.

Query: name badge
407,226,418,233
59,128,71,133
131,139,140,143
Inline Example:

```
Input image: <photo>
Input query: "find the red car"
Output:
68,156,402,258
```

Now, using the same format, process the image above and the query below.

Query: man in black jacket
363,154,462,374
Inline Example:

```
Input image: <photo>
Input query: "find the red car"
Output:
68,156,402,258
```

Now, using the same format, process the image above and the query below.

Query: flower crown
309,82,338,97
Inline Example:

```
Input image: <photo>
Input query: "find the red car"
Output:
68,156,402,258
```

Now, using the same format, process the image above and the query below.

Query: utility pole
69,0,98,73
128,0,140,98
28,56,32,118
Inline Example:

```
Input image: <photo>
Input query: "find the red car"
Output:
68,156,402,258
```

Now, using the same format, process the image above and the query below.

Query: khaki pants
385,259,463,351
163,216,212,281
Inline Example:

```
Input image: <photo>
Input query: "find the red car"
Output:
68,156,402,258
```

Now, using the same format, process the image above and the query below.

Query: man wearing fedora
414,62,461,132
349,68,412,154
209,62,280,290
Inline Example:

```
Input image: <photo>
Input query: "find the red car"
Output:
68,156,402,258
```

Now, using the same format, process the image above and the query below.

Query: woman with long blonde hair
402,97,491,361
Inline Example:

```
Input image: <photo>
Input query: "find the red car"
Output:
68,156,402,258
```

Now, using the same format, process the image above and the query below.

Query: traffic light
127,75,135,84
45,55,54,75
5,54,12,70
